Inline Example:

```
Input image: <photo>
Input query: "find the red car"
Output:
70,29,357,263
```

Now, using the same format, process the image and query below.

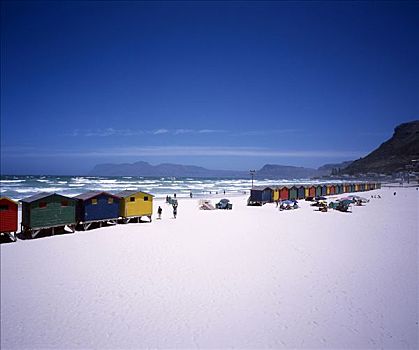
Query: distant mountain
89,161,324,179
343,120,419,175
89,161,247,178
317,160,354,176
256,164,319,179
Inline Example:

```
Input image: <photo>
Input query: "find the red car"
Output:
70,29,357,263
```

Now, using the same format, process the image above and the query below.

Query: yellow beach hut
272,187,280,203
326,185,331,195
304,186,310,198
116,190,154,223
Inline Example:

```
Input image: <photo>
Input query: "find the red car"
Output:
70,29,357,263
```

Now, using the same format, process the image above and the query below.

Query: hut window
144,196,149,201
108,198,113,204
130,197,135,202
39,202,47,208
0,205,9,211
61,200,68,207
92,199,98,205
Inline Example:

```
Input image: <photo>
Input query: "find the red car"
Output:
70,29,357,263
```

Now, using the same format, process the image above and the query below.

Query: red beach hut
279,186,290,200
308,186,316,197
0,197,18,241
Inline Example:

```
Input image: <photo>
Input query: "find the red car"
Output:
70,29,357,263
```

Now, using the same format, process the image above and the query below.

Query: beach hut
116,190,154,223
355,184,360,192
329,184,336,195
0,197,18,241
272,187,280,203
261,187,274,203
289,186,298,200
249,187,263,205
279,186,290,201
74,191,121,230
304,186,310,198
350,184,356,192
315,185,322,197
336,184,343,194
20,193,77,238
297,186,305,199
321,185,327,196
308,186,316,197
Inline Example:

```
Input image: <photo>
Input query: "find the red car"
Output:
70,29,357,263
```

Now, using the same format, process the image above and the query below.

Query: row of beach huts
0,190,154,241
1,182,380,241
248,182,381,205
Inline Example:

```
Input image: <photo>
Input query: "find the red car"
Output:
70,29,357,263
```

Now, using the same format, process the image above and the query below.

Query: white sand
1,187,418,349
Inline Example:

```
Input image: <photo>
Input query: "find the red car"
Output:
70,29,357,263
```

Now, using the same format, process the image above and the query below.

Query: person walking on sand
173,204,177,219
157,206,162,220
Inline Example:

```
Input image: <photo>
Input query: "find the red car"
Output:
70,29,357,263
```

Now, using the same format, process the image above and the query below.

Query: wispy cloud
70,128,227,137
153,129,169,135
198,129,227,134
173,129,193,135
3,145,365,159
71,128,144,137
235,129,302,136
69,128,295,137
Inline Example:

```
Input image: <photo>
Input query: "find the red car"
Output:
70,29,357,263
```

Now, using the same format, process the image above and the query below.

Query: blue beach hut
321,185,327,196
249,186,273,205
261,187,273,203
74,191,121,230
297,186,305,199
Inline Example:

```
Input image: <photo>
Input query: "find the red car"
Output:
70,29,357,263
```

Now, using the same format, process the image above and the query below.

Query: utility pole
250,170,256,189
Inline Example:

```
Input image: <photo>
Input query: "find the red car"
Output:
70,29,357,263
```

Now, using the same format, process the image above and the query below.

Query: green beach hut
289,186,299,200
21,192,77,238
315,185,322,197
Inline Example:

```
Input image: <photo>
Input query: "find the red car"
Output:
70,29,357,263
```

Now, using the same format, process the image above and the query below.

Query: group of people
157,203,177,219
158,193,179,220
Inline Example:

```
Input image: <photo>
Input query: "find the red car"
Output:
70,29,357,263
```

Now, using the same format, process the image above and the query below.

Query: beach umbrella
338,197,354,202
347,195,368,202
281,200,297,205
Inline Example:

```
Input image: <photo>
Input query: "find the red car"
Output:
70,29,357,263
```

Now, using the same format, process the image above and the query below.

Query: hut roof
20,192,76,203
0,197,18,205
252,186,273,191
74,191,121,201
115,190,154,198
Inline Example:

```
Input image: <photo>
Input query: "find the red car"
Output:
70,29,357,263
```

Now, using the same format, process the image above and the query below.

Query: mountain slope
343,120,419,174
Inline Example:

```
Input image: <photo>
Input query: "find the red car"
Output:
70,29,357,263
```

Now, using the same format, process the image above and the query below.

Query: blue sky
1,1,418,175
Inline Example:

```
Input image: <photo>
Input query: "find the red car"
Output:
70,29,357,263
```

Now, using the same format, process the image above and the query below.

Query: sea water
0,175,326,201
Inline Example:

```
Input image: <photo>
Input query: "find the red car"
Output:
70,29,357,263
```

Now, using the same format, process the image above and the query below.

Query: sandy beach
1,187,418,348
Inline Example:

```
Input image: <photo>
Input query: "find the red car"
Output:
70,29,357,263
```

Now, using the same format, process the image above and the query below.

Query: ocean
0,175,324,201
